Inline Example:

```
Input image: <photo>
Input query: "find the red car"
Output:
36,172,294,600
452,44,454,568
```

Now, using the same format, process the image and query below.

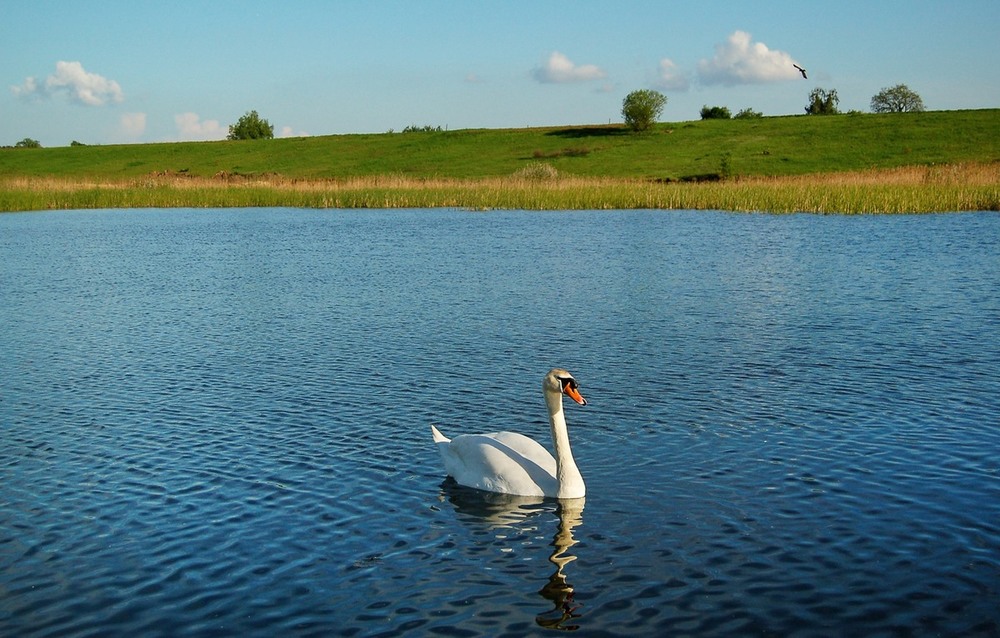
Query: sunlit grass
2,162,997,214
2,109,997,213
2,110,998,181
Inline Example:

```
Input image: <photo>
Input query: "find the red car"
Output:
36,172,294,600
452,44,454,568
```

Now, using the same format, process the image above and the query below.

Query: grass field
1,109,998,213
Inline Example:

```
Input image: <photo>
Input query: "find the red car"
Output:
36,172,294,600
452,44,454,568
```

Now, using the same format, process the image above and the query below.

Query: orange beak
563,383,587,406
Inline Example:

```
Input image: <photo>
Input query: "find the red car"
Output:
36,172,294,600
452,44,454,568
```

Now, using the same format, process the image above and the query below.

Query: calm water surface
2,208,998,637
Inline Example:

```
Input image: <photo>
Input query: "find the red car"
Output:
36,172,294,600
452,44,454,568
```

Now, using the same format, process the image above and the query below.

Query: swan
431,368,587,499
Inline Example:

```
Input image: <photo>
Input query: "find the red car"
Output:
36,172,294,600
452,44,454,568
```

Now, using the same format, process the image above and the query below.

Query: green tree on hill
15,137,42,148
700,105,732,120
227,110,274,140
805,88,840,115
622,89,667,132
871,84,925,113
734,108,762,119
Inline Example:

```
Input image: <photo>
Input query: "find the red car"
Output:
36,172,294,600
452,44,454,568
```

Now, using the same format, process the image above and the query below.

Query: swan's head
544,368,587,406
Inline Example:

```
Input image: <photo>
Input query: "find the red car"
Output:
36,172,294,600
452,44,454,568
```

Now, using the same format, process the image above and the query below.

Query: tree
14,137,42,148
805,88,840,115
621,89,667,132
734,107,763,119
700,105,731,120
870,84,925,113
227,110,274,140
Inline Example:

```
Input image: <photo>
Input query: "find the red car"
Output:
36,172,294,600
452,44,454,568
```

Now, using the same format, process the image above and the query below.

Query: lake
2,208,998,637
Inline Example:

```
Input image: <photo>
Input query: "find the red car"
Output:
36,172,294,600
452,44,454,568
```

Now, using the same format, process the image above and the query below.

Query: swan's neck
546,391,585,499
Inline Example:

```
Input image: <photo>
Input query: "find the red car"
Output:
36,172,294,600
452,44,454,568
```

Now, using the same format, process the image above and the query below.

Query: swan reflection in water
439,480,586,631
535,498,585,631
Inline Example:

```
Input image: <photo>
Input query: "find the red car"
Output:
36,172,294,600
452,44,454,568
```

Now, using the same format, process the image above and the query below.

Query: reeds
2,163,997,214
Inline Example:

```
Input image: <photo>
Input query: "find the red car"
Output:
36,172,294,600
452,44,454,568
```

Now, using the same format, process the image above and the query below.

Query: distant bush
734,108,763,119
719,152,733,179
805,88,840,115
700,105,732,120
871,84,925,113
228,110,274,140
402,125,443,133
70,140,86,147
622,89,667,132
15,137,42,148
514,162,560,180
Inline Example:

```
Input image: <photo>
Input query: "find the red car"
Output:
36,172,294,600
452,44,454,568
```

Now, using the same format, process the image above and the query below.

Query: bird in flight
793,64,807,79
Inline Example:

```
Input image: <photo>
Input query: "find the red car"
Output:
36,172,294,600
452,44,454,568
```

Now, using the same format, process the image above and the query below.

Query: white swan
431,368,588,499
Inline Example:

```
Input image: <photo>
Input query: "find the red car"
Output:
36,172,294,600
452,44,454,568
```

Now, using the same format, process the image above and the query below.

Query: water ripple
1,209,998,636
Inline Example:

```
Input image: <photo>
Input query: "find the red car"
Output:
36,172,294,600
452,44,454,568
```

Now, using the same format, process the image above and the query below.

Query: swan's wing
439,432,557,497
483,431,556,472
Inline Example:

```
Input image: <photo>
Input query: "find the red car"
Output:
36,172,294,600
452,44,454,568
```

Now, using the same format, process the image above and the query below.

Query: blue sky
3,0,999,147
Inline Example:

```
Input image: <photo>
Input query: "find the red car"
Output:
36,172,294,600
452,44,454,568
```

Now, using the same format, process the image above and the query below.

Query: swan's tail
430,424,450,443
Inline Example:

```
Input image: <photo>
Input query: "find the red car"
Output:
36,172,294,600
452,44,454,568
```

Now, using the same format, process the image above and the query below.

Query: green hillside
2,109,998,182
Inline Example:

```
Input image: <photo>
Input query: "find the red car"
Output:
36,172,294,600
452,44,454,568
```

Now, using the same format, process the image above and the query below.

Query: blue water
2,208,998,637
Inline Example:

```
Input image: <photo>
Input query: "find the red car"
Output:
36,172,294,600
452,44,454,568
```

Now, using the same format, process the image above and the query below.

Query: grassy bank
3,163,997,214
1,109,998,212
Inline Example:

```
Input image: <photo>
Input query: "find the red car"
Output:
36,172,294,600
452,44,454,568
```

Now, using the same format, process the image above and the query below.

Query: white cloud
11,61,124,106
279,126,309,138
119,112,147,139
656,58,690,91
532,51,606,84
10,76,40,99
174,112,227,141
697,31,800,85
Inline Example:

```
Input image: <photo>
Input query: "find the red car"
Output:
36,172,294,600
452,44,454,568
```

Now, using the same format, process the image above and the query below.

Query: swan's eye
560,378,578,391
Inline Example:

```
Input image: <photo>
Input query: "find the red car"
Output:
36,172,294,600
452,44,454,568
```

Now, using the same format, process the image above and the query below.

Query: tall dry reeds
2,162,997,214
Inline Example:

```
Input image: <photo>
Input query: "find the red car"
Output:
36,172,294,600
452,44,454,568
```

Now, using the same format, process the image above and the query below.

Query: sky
3,0,999,147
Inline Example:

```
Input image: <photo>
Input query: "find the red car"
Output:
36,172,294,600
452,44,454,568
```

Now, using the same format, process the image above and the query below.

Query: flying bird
793,64,807,79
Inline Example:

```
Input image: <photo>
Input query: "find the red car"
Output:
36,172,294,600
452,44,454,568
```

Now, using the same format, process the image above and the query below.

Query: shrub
700,105,732,120
734,108,763,119
622,89,667,132
871,84,925,113
14,138,42,148
227,110,274,140
805,88,840,115
719,153,732,179
514,162,560,180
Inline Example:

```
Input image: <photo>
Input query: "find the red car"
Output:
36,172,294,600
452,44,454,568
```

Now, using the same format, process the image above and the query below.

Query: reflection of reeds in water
2,162,997,213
